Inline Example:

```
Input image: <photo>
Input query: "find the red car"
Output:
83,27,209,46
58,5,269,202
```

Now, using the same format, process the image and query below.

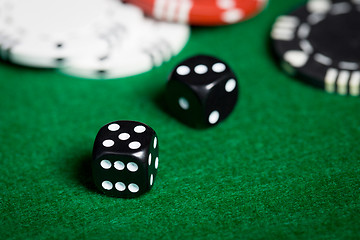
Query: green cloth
1,0,359,239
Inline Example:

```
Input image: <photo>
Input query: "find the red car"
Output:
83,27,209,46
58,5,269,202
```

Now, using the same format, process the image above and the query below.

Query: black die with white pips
92,121,159,198
165,55,239,128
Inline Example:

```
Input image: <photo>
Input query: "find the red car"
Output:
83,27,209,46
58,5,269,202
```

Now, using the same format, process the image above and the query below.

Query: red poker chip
124,0,268,26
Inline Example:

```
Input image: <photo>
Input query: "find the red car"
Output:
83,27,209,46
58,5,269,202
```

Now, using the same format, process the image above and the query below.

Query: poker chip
271,0,360,96
61,19,190,79
0,0,190,79
124,0,268,26
0,0,131,68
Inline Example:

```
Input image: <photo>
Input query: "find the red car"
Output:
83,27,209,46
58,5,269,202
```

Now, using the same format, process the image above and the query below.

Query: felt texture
0,0,359,239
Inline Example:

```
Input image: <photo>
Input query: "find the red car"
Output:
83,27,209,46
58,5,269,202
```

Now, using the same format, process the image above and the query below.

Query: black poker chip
271,0,360,96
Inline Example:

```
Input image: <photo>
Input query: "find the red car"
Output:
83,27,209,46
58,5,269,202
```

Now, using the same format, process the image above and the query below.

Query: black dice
92,121,159,198
165,55,239,128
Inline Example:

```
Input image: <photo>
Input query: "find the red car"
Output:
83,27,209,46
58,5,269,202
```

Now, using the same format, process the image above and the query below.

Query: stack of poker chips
0,0,267,79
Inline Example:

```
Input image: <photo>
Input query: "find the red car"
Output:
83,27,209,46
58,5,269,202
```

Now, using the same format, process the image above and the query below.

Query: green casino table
1,0,359,239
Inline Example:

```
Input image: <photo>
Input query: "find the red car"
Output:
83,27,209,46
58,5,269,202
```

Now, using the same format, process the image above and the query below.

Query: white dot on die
153,137,158,149
148,153,152,165
212,63,226,73
155,157,159,169
100,160,112,169
178,97,189,110
129,141,141,150
134,125,146,133
115,182,126,191
102,181,113,190
150,174,154,186
225,79,236,92
176,65,190,76
102,139,114,147
128,183,139,193
209,111,220,124
127,162,138,172
118,133,130,141
114,161,125,170
194,64,208,74
108,123,120,131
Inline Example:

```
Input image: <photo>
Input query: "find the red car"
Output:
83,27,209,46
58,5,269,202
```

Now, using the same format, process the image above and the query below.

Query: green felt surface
1,0,360,239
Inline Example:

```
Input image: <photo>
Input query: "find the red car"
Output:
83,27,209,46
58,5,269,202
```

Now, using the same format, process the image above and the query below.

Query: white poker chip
61,17,190,79
61,47,154,79
0,0,146,68
0,0,125,67
0,0,190,78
